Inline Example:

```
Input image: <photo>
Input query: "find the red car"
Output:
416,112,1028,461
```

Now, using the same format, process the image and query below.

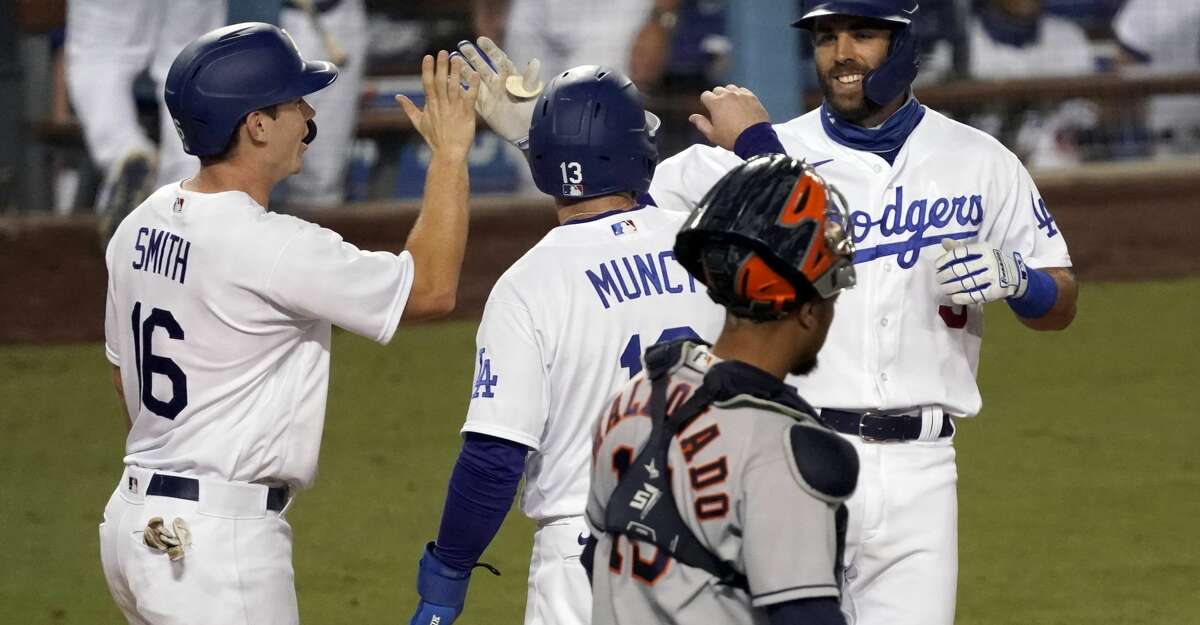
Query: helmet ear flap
735,253,797,313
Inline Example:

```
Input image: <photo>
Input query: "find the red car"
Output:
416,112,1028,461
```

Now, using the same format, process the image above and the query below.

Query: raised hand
397,51,481,160
452,37,543,145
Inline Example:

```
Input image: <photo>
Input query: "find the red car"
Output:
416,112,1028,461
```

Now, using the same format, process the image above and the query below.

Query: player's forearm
1016,267,1078,331
403,152,470,320
432,433,527,570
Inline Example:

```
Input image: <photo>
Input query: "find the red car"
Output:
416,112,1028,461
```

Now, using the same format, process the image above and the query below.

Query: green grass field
2,279,1198,624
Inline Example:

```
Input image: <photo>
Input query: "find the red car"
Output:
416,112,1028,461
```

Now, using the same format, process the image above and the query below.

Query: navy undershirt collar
820,96,925,165
979,6,1040,48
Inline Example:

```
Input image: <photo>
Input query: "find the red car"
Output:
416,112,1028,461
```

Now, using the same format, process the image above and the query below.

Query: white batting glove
935,239,1029,305
452,37,544,147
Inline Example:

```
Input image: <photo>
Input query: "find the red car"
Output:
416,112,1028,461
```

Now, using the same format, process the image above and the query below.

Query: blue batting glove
409,542,471,625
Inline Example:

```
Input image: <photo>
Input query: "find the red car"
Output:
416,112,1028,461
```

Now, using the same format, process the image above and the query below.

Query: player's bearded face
811,17,894,124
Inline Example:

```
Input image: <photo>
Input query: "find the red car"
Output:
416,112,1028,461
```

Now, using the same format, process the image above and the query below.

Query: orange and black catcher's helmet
674,154,856,321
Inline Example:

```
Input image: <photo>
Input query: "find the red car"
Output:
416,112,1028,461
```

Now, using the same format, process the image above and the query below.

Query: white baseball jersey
586,342,849,624
648,106,1072,416
460,207,725,521
104,182,413,489
1113,0,1200,140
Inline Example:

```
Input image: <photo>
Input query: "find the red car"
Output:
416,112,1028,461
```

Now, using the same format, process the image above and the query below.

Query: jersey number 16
131,302,189,420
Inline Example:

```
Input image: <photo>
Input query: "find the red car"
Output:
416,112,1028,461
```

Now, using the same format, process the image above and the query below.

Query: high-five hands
452,37,544,146
396,51,481,160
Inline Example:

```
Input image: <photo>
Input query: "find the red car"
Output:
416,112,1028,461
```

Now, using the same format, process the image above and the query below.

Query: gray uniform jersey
585,342,856,624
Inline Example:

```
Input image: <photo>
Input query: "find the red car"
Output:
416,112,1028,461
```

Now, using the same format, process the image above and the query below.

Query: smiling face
811,15,897,124
263,98,316,176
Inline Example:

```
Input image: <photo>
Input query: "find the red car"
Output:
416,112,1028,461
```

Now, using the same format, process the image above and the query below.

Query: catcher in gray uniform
583,154,860,625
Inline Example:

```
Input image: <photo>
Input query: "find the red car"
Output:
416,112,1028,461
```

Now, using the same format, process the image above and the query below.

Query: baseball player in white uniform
406,48,725,625
100,24,480,624
1113,0,1200,154
587,154,859,625
642,1,1081,624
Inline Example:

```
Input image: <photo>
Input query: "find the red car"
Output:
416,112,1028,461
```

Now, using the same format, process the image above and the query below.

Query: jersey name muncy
585,250,700,309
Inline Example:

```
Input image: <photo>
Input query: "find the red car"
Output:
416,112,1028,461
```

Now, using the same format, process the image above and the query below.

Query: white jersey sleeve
646,143,743,213
981,154,1072,270
264,222,414,345
460,281,548,450
104,243,120,365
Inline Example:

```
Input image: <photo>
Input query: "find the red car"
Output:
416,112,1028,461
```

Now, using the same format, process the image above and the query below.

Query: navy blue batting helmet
164,22,338,157
793,0,920,107
527,65,659,199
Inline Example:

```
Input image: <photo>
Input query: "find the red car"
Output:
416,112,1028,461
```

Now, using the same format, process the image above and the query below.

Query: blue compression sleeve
733,122,787,160
1007,266,1058,319
433,432,529,571
767,597,847,625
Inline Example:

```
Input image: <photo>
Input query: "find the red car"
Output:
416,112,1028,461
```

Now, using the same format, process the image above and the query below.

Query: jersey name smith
132,227,192,285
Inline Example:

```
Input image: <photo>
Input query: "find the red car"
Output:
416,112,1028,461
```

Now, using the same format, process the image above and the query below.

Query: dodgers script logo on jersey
849,185,984,268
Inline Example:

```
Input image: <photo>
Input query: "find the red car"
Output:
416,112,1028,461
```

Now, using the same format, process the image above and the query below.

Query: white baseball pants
839,437,959,625
524,515,592,625
99,466,298,625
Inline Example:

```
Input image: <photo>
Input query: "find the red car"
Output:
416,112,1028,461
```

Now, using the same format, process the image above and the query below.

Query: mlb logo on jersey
173,197,185,213
612,219,638,236
563,184,585,197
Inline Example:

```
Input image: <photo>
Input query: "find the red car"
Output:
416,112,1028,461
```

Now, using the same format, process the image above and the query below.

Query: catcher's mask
673,154,856,321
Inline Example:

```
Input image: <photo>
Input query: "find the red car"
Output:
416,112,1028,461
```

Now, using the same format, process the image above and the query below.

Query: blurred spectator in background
66,0,367,220
966,0,1097,167
275,0,369,208
65,0,226,219
969,0,1093,78
1114,0,1200,155
910,0,962,86
495,0,675,86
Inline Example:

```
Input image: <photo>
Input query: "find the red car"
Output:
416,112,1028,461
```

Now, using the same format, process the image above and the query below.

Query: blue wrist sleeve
415,542,471,607
432,433,529,570
1007,266,1058,319
733,122,786,160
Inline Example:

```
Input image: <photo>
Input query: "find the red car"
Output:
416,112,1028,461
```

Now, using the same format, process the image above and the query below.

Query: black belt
819,409,954,442
146,474,289,513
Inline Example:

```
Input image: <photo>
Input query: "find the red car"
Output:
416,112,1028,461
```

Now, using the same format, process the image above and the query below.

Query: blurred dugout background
1,0,1198,215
